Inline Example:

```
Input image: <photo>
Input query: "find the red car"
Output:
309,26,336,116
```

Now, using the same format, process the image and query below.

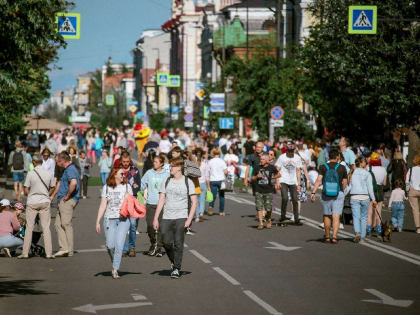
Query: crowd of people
1,126,419,278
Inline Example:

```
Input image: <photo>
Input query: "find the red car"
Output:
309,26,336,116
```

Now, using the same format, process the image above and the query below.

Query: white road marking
265,241,301,251
362,289,413,308
131,294,147,301
213,267,241,285
243,290,283,315
76,248,107,253
73,302,152,313
189,249,212,264
184,243,188,248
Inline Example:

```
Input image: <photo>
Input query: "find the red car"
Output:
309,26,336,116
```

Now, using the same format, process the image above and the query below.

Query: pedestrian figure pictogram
56,13,80,39
59,17,76,33
353,11,372,27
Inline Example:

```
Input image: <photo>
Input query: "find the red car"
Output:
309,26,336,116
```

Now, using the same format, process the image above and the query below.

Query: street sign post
269,118,284,143
203,106,210,119
348,6,377,34
219,117,234,129
56,13,80,39
185,106,193,114
270,106,284,120
157,72,169,86
129,105,137,112
184,114,193,122
128,100,138,106
184,122,193,128
168,75,181,87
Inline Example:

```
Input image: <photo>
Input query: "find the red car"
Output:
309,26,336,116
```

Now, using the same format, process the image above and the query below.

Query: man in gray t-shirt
153,157,197,279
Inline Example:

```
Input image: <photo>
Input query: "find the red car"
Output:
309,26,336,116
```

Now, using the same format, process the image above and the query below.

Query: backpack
368,166,379,201
13,151,24,170
165,176,191,211
322,163,340,197
221,144,227,155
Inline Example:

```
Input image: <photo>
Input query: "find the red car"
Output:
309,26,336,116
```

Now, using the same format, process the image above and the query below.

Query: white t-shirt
275,153,303,185
370,166,387,185
101,184,133,219
406,166,420,191
224,154,239,165
208,157,227,181
308,170,318,186
159,139,172,154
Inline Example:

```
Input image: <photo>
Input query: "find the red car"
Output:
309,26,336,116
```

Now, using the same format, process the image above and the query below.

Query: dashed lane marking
189,249,212,264
243,290,283,315
212,267,241,285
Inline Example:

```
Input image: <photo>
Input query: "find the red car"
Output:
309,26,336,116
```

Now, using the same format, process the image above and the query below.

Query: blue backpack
322,163,340,197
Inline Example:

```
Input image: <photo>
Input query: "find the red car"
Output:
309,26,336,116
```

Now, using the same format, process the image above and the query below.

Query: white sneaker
136,231,140,235
289,216,295,222
53,250,69,258
319,222,325,229
339,223,344,230
2,248,11,258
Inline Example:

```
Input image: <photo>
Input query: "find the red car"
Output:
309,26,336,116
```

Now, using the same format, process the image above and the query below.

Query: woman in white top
159,135,172,154
367,153,387,234
195,148,210,222
208,148,228,216
406,154,420,233
96,166,133,279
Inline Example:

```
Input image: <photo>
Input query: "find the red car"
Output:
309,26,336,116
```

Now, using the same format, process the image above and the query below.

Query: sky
48,0,172,92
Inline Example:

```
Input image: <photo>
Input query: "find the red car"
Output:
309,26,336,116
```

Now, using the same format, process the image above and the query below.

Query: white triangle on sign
353,11,372,27
59,17,76,33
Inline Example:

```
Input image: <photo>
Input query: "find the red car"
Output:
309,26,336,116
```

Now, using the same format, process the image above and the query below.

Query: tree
223,52,313,139
301,0,420,144
88,70,102,107
0,0,72,148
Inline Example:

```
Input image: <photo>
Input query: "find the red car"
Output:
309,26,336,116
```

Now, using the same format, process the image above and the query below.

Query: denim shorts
321,192,344,215
12,172,25,183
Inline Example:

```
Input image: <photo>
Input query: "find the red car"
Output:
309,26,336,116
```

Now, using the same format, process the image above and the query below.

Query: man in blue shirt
339,137,356,173
54,152,80,258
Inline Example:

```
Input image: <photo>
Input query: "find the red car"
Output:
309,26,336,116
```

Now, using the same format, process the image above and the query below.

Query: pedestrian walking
252,153,279,229
208,148,228,216
153,157,197,279
275,142,302,224
98,150,112,186
19,154,55,259
406,154,420,234
77,151,91,199
389,180,406,232
195,148,210,222
310,149,348,243
8,141,29,202
387,152,407,190
141,154,170,256
96,166,133,279
53,152,80,258
120,151,141,257
339,137,356,173
0,199,22,257
245,140,264,196
41,148,55,177
348,157,376,243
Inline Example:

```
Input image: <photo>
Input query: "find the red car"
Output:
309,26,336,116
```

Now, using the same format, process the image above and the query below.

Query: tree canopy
301,0,420,143
0,0,72,144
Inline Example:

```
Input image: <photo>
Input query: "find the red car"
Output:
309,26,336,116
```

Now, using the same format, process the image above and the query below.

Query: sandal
323,236,331,243
331,237,339,244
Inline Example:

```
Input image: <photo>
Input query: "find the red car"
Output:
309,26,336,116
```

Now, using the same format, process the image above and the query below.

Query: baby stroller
17,215,45,257
342,195,353,225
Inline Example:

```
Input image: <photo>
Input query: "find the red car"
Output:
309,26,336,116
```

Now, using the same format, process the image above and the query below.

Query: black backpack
13,151,24,170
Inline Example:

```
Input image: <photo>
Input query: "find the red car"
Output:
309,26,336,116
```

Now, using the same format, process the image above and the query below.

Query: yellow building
75,72,92,113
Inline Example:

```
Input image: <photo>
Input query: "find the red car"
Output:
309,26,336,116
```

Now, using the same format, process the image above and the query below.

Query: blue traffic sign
56,13,80,39
348,6,377,34
128,100,138,106
219,117,234,129
184,114,193,122
136,112,144,119
270,106,284,120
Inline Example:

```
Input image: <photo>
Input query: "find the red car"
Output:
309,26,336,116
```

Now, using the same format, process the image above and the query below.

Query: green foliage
88,70,102,107
42,102,72,124
149,111,167,132
301,0,420,143
0,0,72,145
223,54,313,139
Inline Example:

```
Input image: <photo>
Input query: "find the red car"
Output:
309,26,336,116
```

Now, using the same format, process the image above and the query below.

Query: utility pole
276,0,283,66
246,0,249,61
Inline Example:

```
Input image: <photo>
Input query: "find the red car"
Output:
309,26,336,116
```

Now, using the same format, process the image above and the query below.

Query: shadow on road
0,277,56,298
94,271,142,277
151,270,192,277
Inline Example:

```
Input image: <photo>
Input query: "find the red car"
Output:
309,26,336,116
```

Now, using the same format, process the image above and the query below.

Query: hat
13,202,25,210
370,152,380,161
0,199,11,207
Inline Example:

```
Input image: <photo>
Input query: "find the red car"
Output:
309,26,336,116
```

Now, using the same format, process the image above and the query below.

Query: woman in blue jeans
208,148,228,216
348,157,376,243
98,150,112,185
96,166,133,279
195,148,210,222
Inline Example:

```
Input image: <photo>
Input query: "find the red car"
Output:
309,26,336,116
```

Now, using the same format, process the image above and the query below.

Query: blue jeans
104,217,130,270
391,201,405,230
350,199,370,238
209,181,225,212
197,182,207,218
12,172,25,183
100,172,109,186
0,234,23,249
123,218,139,253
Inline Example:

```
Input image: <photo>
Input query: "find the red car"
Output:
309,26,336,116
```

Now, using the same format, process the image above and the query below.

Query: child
389,179,406,232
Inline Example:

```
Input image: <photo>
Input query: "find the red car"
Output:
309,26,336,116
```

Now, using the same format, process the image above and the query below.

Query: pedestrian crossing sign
56,13,80,39
348,6,377,34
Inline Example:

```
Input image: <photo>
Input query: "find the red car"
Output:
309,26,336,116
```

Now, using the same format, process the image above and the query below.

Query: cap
0,199,11,207
370,152,380,161
13,202,25,210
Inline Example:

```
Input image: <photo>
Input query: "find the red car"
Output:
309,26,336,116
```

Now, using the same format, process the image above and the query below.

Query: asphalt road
1,186,419,315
